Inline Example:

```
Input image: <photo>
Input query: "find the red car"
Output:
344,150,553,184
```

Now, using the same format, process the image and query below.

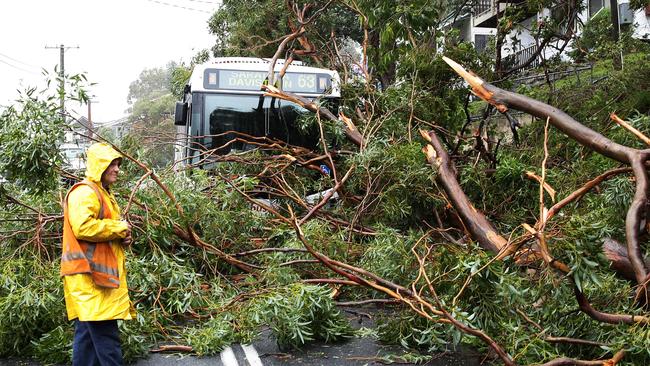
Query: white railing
473,0,493,16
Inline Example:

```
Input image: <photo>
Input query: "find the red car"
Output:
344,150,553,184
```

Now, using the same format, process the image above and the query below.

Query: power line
143,0,217,13
0,58,39,75
179,0,221,4
0,51,38,69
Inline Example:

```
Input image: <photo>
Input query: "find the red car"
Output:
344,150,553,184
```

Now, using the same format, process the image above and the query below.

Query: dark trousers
73,319,123,366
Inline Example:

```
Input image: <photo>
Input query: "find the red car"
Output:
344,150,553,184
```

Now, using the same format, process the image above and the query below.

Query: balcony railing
504,45,540,71
471,0,531,27
473,0,493,16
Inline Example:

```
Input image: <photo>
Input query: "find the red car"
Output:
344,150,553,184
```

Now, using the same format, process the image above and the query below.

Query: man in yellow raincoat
60,142,135,365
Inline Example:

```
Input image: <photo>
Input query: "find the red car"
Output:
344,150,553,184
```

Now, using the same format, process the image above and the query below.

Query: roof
96,117,129,128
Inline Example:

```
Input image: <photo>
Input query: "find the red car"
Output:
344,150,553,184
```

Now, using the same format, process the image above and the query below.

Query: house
59,117,130,175
97,117,130,140
450,12,496,54
455,0,650,70
62,116,89,144
59,116,93,172
633,5,650,41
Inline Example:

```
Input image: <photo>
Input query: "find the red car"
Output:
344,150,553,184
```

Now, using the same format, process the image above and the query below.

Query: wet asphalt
0,306,487,366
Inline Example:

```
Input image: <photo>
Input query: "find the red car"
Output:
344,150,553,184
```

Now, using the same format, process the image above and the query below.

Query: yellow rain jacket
62,143,135,321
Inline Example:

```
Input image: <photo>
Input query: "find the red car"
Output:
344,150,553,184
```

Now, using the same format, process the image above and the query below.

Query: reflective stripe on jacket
62,143,134,321
61,180,120,288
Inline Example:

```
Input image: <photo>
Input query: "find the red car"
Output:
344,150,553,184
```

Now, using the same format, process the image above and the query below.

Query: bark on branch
443,56,650,303
535,349,625,366
602,238,650,281
421,127,650,324
420,129,510,256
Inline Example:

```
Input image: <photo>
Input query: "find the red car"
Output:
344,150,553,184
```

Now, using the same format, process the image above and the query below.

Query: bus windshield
201,93,319,154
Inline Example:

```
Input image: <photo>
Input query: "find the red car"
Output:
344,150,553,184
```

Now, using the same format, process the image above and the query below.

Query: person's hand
123,232,133,246
123,222,133,246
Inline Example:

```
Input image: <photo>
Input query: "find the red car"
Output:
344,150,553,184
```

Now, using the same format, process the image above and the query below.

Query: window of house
589,0,604,18
474,34,491,53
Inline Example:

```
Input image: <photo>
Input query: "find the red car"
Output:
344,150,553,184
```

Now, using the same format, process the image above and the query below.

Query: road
137,330,484,366
136,306,485,366
0,307,486,366
0,336,483,366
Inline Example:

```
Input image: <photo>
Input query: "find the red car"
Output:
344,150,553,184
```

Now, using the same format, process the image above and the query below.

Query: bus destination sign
203,69,330,94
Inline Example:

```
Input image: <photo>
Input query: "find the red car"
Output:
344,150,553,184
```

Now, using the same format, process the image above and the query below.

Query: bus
174,57,341,167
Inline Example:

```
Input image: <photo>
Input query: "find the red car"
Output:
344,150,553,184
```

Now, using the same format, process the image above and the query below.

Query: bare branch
610,114,650,147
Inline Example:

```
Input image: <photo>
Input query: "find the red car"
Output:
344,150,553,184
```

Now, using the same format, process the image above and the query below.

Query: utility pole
609,0,622,70
87,98,98,139
45,44,79,114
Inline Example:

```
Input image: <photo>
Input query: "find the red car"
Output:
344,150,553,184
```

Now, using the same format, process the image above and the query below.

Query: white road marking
220,346,239,366
241,344,264,366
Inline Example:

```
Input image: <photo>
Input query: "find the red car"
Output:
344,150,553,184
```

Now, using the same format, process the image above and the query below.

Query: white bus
174,57,341,166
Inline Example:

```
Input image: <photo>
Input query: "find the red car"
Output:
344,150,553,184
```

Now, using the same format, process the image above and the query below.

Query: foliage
346,141,439,227
629,0,650,10
184,283,352,354
208,0,362,66
0,256,66,357
123,62,181,168
118,312,159,362
569,9,649,63
571,9,616,62
252,283,353,349
377,311,457,352
524,52,650,130
208,0,470,87
359,228,420,285
184,314,236,356
0,71,90,193
127,63,176,106
208,0,291,58
30,325,73,365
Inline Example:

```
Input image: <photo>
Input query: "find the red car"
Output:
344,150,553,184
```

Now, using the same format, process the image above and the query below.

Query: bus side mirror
174,102,188,126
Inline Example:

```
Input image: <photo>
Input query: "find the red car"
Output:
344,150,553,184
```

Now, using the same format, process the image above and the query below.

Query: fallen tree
212,49,650,363
442,57,650,306
2,1,650,364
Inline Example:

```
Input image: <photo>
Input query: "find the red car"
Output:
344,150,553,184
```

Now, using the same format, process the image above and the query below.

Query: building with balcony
454,0,650,72
451,13,497,53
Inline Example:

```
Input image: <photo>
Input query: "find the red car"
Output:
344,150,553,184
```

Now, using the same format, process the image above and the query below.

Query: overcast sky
0,0,218,123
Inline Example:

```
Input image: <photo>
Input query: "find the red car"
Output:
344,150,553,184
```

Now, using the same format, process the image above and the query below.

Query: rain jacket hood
85,143,122,184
